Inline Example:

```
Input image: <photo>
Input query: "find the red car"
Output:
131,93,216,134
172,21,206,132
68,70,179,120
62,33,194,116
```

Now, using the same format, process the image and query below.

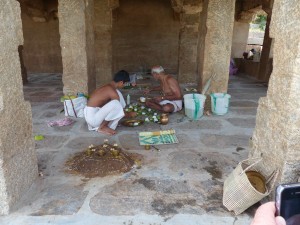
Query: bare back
87,84,119,107
160,75,182,100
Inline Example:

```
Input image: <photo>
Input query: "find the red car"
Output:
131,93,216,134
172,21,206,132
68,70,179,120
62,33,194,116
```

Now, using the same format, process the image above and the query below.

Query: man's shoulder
98,84,115,91
166,74,179,83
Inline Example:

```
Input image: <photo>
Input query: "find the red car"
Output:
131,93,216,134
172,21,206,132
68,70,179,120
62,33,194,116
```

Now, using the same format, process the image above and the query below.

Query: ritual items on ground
65,141,142,178
184,87,198,92
123,103,162,125
121,119,144,127
139,129,179,146
160,113,169,125
139,96,146,102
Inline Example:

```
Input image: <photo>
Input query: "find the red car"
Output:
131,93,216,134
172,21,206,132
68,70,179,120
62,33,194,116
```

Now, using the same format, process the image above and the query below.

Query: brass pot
160,113,169,125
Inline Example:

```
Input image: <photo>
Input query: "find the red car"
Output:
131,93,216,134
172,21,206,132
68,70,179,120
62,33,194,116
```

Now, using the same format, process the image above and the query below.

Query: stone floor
0,73,268,225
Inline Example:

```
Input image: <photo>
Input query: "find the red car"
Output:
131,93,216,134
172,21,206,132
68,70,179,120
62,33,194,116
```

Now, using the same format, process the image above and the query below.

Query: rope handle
239,157,263,175
67,95,77,118
265,169,279,194
64,101,69,117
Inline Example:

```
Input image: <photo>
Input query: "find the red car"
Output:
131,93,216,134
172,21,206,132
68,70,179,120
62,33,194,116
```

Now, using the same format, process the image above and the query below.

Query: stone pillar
58,0,95,95
94,0,113,87
178,3,202,84
250,0,300,184
256,13,273,82
0,1,37,215
198,0,235,93
231,21,250,58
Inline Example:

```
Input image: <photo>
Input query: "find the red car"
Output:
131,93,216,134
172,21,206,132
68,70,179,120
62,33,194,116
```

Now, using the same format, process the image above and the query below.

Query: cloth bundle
47,117,74,127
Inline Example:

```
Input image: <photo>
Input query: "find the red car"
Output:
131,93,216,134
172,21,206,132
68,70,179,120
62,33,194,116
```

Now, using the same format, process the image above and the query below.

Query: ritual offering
121,119,144,127
65,141,142,178
140,97,146,103
160,113,169,125
124,103,162,124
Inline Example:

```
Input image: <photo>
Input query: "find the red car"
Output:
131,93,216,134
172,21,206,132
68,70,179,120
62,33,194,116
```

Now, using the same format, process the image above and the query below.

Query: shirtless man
144,66,182,113
84,70,135,135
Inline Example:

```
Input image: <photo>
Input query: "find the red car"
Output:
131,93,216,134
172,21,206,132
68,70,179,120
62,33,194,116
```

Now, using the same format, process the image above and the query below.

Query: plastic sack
64,96,87,118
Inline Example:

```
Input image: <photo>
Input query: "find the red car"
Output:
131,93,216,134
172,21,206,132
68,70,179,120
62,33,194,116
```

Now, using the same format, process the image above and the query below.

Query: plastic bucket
210,93,231,115
184,94,206,120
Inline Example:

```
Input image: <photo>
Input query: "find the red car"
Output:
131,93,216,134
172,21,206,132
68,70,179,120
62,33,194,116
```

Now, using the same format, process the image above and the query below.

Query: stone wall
250,0,300,183
0,0,37,215
111,0,180,75
20,2,62,73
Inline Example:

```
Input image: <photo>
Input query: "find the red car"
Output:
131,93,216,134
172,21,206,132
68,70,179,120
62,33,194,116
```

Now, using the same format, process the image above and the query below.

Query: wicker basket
223,158,278,215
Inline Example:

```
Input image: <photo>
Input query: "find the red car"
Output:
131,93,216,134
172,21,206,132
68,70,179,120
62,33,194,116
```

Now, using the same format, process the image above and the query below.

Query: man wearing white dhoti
144,66,183,113
84,70,135,135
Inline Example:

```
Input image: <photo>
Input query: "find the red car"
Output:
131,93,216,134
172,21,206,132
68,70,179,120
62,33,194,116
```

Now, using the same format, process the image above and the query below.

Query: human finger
251,202,277,225
275,216,286,225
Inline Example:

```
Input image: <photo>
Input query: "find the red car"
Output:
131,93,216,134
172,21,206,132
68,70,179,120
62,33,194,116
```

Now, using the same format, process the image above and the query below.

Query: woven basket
223,158,278,215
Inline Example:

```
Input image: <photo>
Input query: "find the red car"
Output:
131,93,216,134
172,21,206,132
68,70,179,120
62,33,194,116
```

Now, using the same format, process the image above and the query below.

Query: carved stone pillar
0,1,37,215
58,0,95,95
250,0,300,184
198,0,235,93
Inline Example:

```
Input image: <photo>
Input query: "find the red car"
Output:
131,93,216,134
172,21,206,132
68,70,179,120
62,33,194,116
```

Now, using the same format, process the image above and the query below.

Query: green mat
139,130,179,145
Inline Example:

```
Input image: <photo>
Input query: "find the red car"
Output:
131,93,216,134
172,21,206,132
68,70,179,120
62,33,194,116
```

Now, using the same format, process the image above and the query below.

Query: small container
140,97,146,103
127,94,130,105
160,113,169,125
77,92,85,97
144,145,151,150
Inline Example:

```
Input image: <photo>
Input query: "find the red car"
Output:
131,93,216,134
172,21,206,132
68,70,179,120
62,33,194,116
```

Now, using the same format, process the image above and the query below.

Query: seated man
84,70,135,135
144,66,182,113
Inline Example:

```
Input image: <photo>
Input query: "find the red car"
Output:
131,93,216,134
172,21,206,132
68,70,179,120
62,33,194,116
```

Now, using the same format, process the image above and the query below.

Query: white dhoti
159,100,183,113
84,90,126,131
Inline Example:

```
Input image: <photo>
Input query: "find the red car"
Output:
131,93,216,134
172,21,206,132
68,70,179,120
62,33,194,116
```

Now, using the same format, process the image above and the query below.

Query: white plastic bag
64,96,87,118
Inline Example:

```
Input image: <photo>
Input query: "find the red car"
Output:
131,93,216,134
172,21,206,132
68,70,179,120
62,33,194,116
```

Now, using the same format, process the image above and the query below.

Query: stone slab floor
0,73,268,225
